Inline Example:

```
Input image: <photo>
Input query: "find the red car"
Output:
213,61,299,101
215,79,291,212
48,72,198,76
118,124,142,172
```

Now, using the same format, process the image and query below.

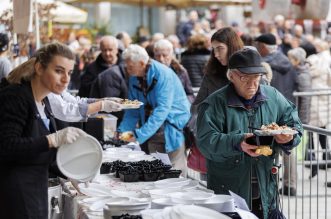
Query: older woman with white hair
288,47,312,125
118,44,191,176
154,39,194,103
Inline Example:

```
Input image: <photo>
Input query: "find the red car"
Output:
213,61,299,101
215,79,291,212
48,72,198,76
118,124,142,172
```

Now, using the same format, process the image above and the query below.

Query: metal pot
48,178,63,219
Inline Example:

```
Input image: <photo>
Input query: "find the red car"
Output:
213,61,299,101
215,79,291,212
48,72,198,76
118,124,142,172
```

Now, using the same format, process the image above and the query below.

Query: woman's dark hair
240,33,253,46
300,41,317,58
7,42,75,84
204,27,244,75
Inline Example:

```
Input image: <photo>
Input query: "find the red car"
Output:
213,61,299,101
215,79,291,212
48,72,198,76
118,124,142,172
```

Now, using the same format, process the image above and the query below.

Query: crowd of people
1,11,331,219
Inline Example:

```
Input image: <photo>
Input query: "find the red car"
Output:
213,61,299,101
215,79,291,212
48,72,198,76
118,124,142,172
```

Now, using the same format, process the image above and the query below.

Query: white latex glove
47,127,87,148
101,100,122,112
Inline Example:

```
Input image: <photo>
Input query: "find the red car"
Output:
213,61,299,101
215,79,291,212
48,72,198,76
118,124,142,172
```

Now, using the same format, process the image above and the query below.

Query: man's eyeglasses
234,71,263,82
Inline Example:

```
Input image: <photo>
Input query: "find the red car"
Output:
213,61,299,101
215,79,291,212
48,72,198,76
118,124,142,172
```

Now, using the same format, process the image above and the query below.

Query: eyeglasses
234,71,262,82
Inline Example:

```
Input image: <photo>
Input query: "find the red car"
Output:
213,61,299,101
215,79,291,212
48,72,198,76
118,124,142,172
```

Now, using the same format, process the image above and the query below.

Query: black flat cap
255,33,276,45
229,48,267,74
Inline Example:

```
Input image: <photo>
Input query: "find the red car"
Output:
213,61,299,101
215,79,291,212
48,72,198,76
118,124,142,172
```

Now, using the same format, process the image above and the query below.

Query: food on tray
255,146,273,156
261,122,292,131
120,99,142,106
120,131,134,141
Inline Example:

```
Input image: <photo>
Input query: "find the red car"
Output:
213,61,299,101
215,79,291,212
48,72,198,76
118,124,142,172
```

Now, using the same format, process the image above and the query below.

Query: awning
0,0,88,24
65,0,251,7
49,1,88,23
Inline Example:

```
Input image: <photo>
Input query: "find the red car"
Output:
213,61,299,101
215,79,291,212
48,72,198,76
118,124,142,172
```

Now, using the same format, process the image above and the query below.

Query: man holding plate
196,48,303,218
117,45,190,176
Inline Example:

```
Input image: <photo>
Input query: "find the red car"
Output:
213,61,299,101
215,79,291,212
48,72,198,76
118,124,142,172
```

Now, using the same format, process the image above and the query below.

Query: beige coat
307,51,331,127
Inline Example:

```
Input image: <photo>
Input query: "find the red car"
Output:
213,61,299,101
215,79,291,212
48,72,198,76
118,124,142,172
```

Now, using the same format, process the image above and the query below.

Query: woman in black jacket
189,27,244,180
180,34,211,87
0,42,87,219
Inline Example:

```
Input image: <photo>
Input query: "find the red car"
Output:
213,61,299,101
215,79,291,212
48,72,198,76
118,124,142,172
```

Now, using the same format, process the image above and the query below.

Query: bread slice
255,146,272,156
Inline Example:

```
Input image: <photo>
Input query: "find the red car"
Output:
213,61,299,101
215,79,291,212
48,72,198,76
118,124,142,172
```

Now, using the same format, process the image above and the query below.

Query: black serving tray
119,172,140,182
245,135,274,146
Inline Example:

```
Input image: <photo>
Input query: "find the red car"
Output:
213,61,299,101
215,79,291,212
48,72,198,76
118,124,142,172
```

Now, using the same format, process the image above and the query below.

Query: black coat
0,81,61,219
89,63,128,99
89,63,128,123
180,49,210,87
263,51,297,103
78,54,121,97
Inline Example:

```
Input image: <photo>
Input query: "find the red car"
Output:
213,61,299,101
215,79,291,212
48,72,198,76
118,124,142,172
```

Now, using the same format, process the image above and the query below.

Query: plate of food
254,122,298,136
103,98,143,109
120,99,144,109
119,131,135,141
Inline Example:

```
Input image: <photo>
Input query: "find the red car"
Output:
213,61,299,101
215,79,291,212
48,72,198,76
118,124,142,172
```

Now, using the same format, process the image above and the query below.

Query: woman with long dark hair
188,27,244,179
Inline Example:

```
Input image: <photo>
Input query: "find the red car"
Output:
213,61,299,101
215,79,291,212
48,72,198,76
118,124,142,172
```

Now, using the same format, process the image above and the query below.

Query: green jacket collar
227,84,268,109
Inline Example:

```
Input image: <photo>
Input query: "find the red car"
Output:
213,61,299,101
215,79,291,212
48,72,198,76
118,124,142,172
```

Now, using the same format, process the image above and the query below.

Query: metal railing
187,89,331,218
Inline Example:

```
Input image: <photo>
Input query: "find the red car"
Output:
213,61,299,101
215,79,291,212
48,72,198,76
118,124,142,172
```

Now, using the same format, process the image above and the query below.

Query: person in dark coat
255,33,297,103
190,27,244,180
0,42,87,219
78,35,122,97
153,39,195,103
197,48,302,218
89,63,128,123
180,34,211,87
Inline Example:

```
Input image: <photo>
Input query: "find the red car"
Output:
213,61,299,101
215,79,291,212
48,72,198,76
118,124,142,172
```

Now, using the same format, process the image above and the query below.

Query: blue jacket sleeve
135,73,173,144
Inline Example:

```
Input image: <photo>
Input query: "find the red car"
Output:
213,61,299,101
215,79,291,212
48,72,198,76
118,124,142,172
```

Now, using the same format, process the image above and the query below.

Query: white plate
120,101,144,109
154,178,191,188
169,191,215,204
81,196,112,204
110,190,147,198
196,195,235,212
78,183,112,197
104,97,144,109
106,197,150,210
254,129,298,136
57,135,102,182
151,198,178,209
172,205,230,219
105,147,132,153
141,209,163,219
148,188,182,199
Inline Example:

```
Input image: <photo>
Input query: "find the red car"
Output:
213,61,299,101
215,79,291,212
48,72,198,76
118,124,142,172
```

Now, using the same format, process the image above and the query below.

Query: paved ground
188,163,331,219
280,163,331,219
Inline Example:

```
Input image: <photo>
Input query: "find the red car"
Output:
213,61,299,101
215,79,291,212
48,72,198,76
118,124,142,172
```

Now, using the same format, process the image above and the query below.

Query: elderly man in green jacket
197,48,302,219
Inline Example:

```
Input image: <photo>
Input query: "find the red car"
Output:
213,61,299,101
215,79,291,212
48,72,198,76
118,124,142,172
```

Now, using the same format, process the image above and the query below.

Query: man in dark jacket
89,63,128,123
256,33,299,196
255,33,297,102
78,35,122,97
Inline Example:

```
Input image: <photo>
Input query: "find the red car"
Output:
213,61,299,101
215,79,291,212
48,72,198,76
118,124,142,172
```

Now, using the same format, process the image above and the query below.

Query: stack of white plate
151,198,178,209
110,190,149,199
153,178,191,189
103,197,150,218
78,183,112,197
143,205,230,219
56,135,103,182
196,195,235,212
168,191,215,204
